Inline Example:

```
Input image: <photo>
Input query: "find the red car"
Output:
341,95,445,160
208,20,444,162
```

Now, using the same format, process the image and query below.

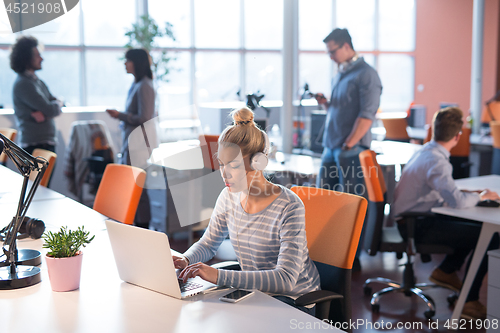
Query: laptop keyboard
178,279,203,292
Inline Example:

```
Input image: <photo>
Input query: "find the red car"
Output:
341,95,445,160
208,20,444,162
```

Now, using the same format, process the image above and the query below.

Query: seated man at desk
173,107,321,314
393,107,500,320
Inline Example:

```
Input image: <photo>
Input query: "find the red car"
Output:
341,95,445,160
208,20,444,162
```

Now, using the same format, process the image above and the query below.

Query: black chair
359,150,457,319
85,147,114,194
214,186,368,332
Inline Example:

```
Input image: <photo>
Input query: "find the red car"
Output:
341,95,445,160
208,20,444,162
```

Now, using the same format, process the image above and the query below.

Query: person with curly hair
10,36,63,155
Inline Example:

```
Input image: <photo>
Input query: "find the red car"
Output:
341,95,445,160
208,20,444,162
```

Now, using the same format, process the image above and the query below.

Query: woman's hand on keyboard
173,256,189,270
178,262,218,285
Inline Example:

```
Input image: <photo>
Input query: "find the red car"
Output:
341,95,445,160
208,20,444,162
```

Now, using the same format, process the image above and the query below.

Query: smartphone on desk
219,289,254,303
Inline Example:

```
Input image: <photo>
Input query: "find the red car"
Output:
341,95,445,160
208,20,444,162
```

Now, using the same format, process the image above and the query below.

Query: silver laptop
105,220,218,299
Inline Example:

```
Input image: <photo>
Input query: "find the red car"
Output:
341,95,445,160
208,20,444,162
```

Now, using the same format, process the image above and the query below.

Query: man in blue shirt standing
315,28,382,271
393,107,499,320
315,28,382,193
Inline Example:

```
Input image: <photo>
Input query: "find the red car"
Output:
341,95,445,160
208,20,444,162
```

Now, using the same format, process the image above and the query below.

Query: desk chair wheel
363,286,372,296
371,303,380,313
447,293,458,306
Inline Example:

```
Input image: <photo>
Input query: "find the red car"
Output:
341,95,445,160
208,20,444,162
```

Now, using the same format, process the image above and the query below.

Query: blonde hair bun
231,107,255,126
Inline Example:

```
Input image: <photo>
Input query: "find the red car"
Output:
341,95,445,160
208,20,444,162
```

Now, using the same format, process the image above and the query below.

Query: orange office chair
481,101,500,124
29,148,57,187
491,121,500,175
291,186,367,330
381,117,410,142
93,164,146,225
0,128,17,166
212,187,367,331
199,134,220,171
424,126,472,178
360,150,457,319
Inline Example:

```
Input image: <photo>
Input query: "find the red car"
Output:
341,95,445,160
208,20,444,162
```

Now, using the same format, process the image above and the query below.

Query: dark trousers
316,145,368,261
122,150,151,229
398,214,500,302
316,145,368,196
134,190,151,229
23,143,56,155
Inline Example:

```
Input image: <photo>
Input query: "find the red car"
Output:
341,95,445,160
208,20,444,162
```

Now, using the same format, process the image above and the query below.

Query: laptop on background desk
105,220,218,299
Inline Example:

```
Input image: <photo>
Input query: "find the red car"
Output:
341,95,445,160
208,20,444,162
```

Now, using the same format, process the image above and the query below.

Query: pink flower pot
45,252,83,292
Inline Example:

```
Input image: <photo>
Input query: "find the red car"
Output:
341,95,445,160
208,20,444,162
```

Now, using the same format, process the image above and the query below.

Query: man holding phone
315,28,382,193
315,28,382,271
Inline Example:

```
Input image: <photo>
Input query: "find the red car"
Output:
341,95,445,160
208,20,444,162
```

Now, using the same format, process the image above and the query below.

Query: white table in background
431,175,500,325
0,165,66,203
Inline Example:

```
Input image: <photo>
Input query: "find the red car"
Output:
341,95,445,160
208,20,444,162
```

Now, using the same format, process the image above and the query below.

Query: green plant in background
43,226,95,258
125,14,176,82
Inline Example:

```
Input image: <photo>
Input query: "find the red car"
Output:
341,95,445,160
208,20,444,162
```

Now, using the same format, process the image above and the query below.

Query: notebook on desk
105,220,218,299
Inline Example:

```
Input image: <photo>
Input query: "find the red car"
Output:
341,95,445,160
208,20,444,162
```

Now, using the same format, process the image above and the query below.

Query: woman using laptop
174,107,320,314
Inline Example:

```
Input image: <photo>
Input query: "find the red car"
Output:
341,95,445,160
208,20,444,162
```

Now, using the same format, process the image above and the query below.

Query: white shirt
393,140,480,217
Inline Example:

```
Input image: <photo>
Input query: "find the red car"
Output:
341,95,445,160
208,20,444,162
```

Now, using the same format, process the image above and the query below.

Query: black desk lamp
0,133,48,289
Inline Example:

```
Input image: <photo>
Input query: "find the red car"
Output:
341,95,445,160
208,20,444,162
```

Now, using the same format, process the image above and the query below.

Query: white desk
401,126,494,147
0,166,66,203
267,141,421,206
267,140,421,176
0,171,335,333
431,175,500,324
3,233,331,333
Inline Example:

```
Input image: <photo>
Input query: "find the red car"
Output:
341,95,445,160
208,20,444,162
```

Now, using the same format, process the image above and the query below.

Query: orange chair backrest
0,128,17,164
424,126,471,157
482,101,500,123
358,150,386,203
199,135,220,171
491,121,500,149
93,164,146,225
29,148,57,187
450,127,471,157
291,186,367,270
381,118,410,141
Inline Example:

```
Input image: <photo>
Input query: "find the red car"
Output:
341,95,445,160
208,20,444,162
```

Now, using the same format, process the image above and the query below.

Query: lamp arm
1,135,36,176
0,133,47,269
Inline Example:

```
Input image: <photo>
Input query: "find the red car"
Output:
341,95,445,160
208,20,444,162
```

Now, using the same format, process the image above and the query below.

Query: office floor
170,235,488,333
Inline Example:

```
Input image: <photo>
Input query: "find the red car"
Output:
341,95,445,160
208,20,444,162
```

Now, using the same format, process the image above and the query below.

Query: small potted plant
43,226,95,292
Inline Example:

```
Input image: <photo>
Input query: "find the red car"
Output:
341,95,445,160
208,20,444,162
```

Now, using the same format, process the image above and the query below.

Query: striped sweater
184,185,321,298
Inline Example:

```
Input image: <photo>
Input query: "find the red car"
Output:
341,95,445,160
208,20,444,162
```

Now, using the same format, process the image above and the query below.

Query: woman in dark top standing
106,48,155,165
106,48,155,228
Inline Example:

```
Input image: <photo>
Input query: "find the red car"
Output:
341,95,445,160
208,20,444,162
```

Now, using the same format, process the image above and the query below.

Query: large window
298,0,416,112
83,0,135,46
0,0,415,114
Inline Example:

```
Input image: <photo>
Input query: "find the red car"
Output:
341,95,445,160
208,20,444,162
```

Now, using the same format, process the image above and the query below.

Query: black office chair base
366,282,435,318
363,261,459,319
